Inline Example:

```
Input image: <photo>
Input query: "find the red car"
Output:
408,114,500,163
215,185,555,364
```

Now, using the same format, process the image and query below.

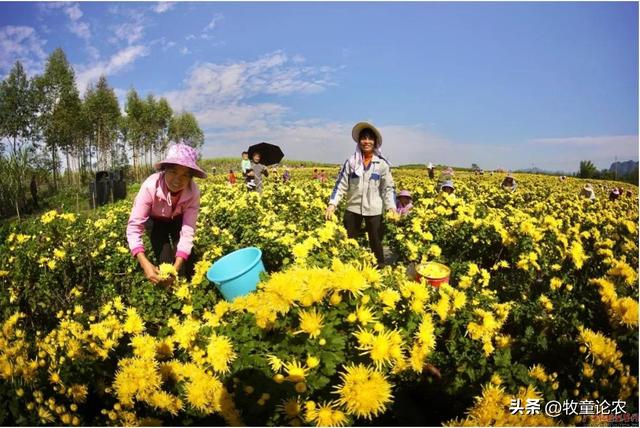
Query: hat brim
154,160,208,179
352,121,383,146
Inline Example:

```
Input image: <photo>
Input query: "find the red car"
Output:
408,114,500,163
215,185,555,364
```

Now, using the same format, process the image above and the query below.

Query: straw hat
155,144,207,178
442,180,455,190
352,121,382,146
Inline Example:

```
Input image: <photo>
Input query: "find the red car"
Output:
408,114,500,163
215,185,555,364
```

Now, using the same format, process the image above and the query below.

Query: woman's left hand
174,257,184,274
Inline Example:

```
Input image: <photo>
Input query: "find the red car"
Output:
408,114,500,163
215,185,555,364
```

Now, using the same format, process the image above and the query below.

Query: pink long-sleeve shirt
126,172,200,261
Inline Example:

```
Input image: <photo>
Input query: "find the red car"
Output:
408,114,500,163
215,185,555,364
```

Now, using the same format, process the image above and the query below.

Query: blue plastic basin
206,247,265,301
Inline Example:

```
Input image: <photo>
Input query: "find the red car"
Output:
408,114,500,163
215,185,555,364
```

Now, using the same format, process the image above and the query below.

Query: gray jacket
251,162,268,192
329,155,396,216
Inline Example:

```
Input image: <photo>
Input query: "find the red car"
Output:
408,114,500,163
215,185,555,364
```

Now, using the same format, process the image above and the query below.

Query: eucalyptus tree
168,111,204,149
0,61,39,218
83,75,121,171
123,88,145,177
35,48,82,191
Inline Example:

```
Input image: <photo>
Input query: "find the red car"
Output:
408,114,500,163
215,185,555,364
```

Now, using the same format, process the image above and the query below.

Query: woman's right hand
138,255,161,284
325,204,336,220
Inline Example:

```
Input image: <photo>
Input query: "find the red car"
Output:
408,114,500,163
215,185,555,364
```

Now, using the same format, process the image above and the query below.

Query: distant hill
609,160,638,176
515,167,567,176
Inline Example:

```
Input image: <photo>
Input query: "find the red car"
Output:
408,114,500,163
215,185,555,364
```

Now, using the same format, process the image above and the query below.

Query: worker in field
126,143,206,284
580,183,596,200
396,190,414,216
435,167,454,193
245,151,269,193
501,173,517,192
241,151,255,190
439,180,455,195
228,169,237,185
427,162,435,179
609,187,621,201
442,166,454,178
325,121,396,266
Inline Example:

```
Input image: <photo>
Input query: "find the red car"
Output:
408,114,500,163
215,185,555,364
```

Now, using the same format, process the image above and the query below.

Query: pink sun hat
398,190,412,199
154,144,207,179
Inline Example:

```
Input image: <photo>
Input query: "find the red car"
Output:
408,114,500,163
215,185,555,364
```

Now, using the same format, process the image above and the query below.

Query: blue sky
1,1,637,171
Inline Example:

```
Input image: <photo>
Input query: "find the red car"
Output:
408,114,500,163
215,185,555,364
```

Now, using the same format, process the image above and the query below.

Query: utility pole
615,156,618,180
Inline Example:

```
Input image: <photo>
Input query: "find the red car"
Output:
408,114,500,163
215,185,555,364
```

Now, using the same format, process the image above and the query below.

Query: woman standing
325,122,396,266
127,144,206,284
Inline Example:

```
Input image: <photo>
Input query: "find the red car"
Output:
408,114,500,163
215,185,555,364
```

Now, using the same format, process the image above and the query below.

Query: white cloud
524,135,639,171
180,46,191,55
86,45,100,61
291,54,306,64
69,20,91,40
531,135,638,147
76,45,150,93
0,26,47,75
199,117,547,170
111,21,145,45
164,51,334,115
161,51,531,169
63,3,83,21
38,2,91,40
153,2,176,13
109,9,146,46
201,120,513,167
196,104,288,130
200,13,223,40
161,51,342,160
204,14,223,32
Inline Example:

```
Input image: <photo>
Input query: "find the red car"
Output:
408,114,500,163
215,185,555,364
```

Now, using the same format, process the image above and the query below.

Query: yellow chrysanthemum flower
333,364,393,420
206,334,237,374
267,354,284,373
158,263,178,280
285,360,308,383
296,308,324,338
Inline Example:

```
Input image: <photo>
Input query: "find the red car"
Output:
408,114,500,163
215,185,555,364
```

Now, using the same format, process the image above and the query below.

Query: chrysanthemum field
0,170,637,426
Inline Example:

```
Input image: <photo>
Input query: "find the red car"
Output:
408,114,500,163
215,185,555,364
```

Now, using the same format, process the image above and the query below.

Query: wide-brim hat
442,180,455,189
398,190,412,199
584,183,593,190
154,143,207,179
352,121,382,147
612,189,620,195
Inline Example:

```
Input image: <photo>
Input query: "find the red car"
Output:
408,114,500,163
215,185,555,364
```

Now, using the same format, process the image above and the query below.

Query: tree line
0,48,204,220
578,160,638,185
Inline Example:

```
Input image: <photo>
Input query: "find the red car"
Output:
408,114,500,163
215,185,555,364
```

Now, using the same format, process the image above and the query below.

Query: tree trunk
51,143,58,191
133,146,138,181
66,151,72,185
14,198,21,221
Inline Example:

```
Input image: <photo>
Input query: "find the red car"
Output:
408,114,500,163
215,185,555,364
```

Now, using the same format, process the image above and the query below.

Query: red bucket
414,262,450,288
